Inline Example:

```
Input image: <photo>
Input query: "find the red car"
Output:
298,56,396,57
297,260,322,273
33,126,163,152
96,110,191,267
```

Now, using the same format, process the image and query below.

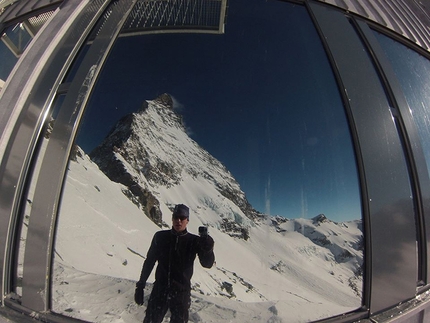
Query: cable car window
0,11,56,91
374,32,430,179
0,23,28,87
52,1,363,322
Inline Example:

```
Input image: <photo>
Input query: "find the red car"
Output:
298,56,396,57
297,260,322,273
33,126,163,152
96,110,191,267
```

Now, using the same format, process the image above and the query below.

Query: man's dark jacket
138,228,215,291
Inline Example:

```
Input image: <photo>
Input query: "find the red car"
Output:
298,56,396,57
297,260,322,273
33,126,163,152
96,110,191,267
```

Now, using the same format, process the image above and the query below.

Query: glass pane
374,32,430,177
0,13,54,91
7,22,32,53
0,24,21,85
53,1,363,322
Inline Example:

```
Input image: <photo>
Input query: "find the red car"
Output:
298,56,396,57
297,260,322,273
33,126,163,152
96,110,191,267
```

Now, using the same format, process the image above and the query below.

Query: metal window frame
309,1,420,316
0,0,112,310
315,0,430,52
0,1,64,33
19,0,136,312
355,18,430,289
2,0,430,321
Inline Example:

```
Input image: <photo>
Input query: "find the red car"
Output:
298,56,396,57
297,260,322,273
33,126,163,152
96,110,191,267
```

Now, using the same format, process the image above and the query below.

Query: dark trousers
143,284,191,323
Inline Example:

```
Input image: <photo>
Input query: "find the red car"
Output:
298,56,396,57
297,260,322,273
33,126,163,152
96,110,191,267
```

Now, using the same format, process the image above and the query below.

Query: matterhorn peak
89,94,259,230
153,93,174,110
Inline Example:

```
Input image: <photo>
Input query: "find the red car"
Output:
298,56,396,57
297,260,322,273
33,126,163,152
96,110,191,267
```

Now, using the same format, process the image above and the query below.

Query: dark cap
173,204,189,218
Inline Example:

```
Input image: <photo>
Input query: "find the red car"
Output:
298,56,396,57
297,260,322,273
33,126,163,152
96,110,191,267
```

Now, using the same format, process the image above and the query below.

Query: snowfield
50,96,363,322
52,148,362,322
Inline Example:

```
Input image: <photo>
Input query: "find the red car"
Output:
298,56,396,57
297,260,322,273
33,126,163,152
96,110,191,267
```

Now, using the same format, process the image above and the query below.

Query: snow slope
52,94,363,322
53,149,362,322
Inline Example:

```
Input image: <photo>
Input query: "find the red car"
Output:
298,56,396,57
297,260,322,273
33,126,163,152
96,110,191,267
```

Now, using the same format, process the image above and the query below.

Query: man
135,204,215,323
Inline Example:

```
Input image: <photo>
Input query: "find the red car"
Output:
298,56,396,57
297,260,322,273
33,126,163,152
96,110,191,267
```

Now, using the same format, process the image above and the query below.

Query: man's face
172,215,189,232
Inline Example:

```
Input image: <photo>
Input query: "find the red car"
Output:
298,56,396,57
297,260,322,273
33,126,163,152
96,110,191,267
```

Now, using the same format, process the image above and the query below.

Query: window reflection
1,11,56,90
374,32,430,178
53,1,363,322
0,24,22,86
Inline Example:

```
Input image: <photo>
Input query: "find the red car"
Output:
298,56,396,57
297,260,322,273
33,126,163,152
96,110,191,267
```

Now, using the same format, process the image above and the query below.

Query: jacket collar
171,227,188,236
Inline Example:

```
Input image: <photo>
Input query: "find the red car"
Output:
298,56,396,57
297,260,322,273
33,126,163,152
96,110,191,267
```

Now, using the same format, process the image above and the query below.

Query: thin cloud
171,94,193,136
171,95,184,112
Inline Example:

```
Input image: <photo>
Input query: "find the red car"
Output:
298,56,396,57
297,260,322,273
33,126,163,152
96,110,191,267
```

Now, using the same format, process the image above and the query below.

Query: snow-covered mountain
53,94,363,322
89,93,258,238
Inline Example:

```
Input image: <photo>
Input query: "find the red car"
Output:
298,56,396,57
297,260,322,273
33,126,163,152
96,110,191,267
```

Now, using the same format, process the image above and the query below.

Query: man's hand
134,281,145,305
199,235,214,252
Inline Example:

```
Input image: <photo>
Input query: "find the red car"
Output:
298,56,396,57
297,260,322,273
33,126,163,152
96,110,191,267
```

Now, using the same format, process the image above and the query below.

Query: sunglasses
173,215,188,221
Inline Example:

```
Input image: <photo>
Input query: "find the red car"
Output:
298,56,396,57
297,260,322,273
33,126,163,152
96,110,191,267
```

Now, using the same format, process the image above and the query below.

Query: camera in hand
198,226,208,237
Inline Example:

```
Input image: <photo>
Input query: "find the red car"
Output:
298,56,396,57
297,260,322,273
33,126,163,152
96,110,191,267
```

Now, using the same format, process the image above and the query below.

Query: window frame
309,1,421,316
0,0,114,313
356,19,430,290
1,0,430,321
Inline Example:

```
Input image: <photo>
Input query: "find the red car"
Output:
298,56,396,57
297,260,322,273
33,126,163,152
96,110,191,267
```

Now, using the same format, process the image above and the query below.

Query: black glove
134,281,145,305
199,235,214,252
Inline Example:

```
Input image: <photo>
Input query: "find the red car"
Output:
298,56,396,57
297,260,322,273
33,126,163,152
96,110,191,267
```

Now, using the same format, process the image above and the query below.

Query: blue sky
77,0,362,221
